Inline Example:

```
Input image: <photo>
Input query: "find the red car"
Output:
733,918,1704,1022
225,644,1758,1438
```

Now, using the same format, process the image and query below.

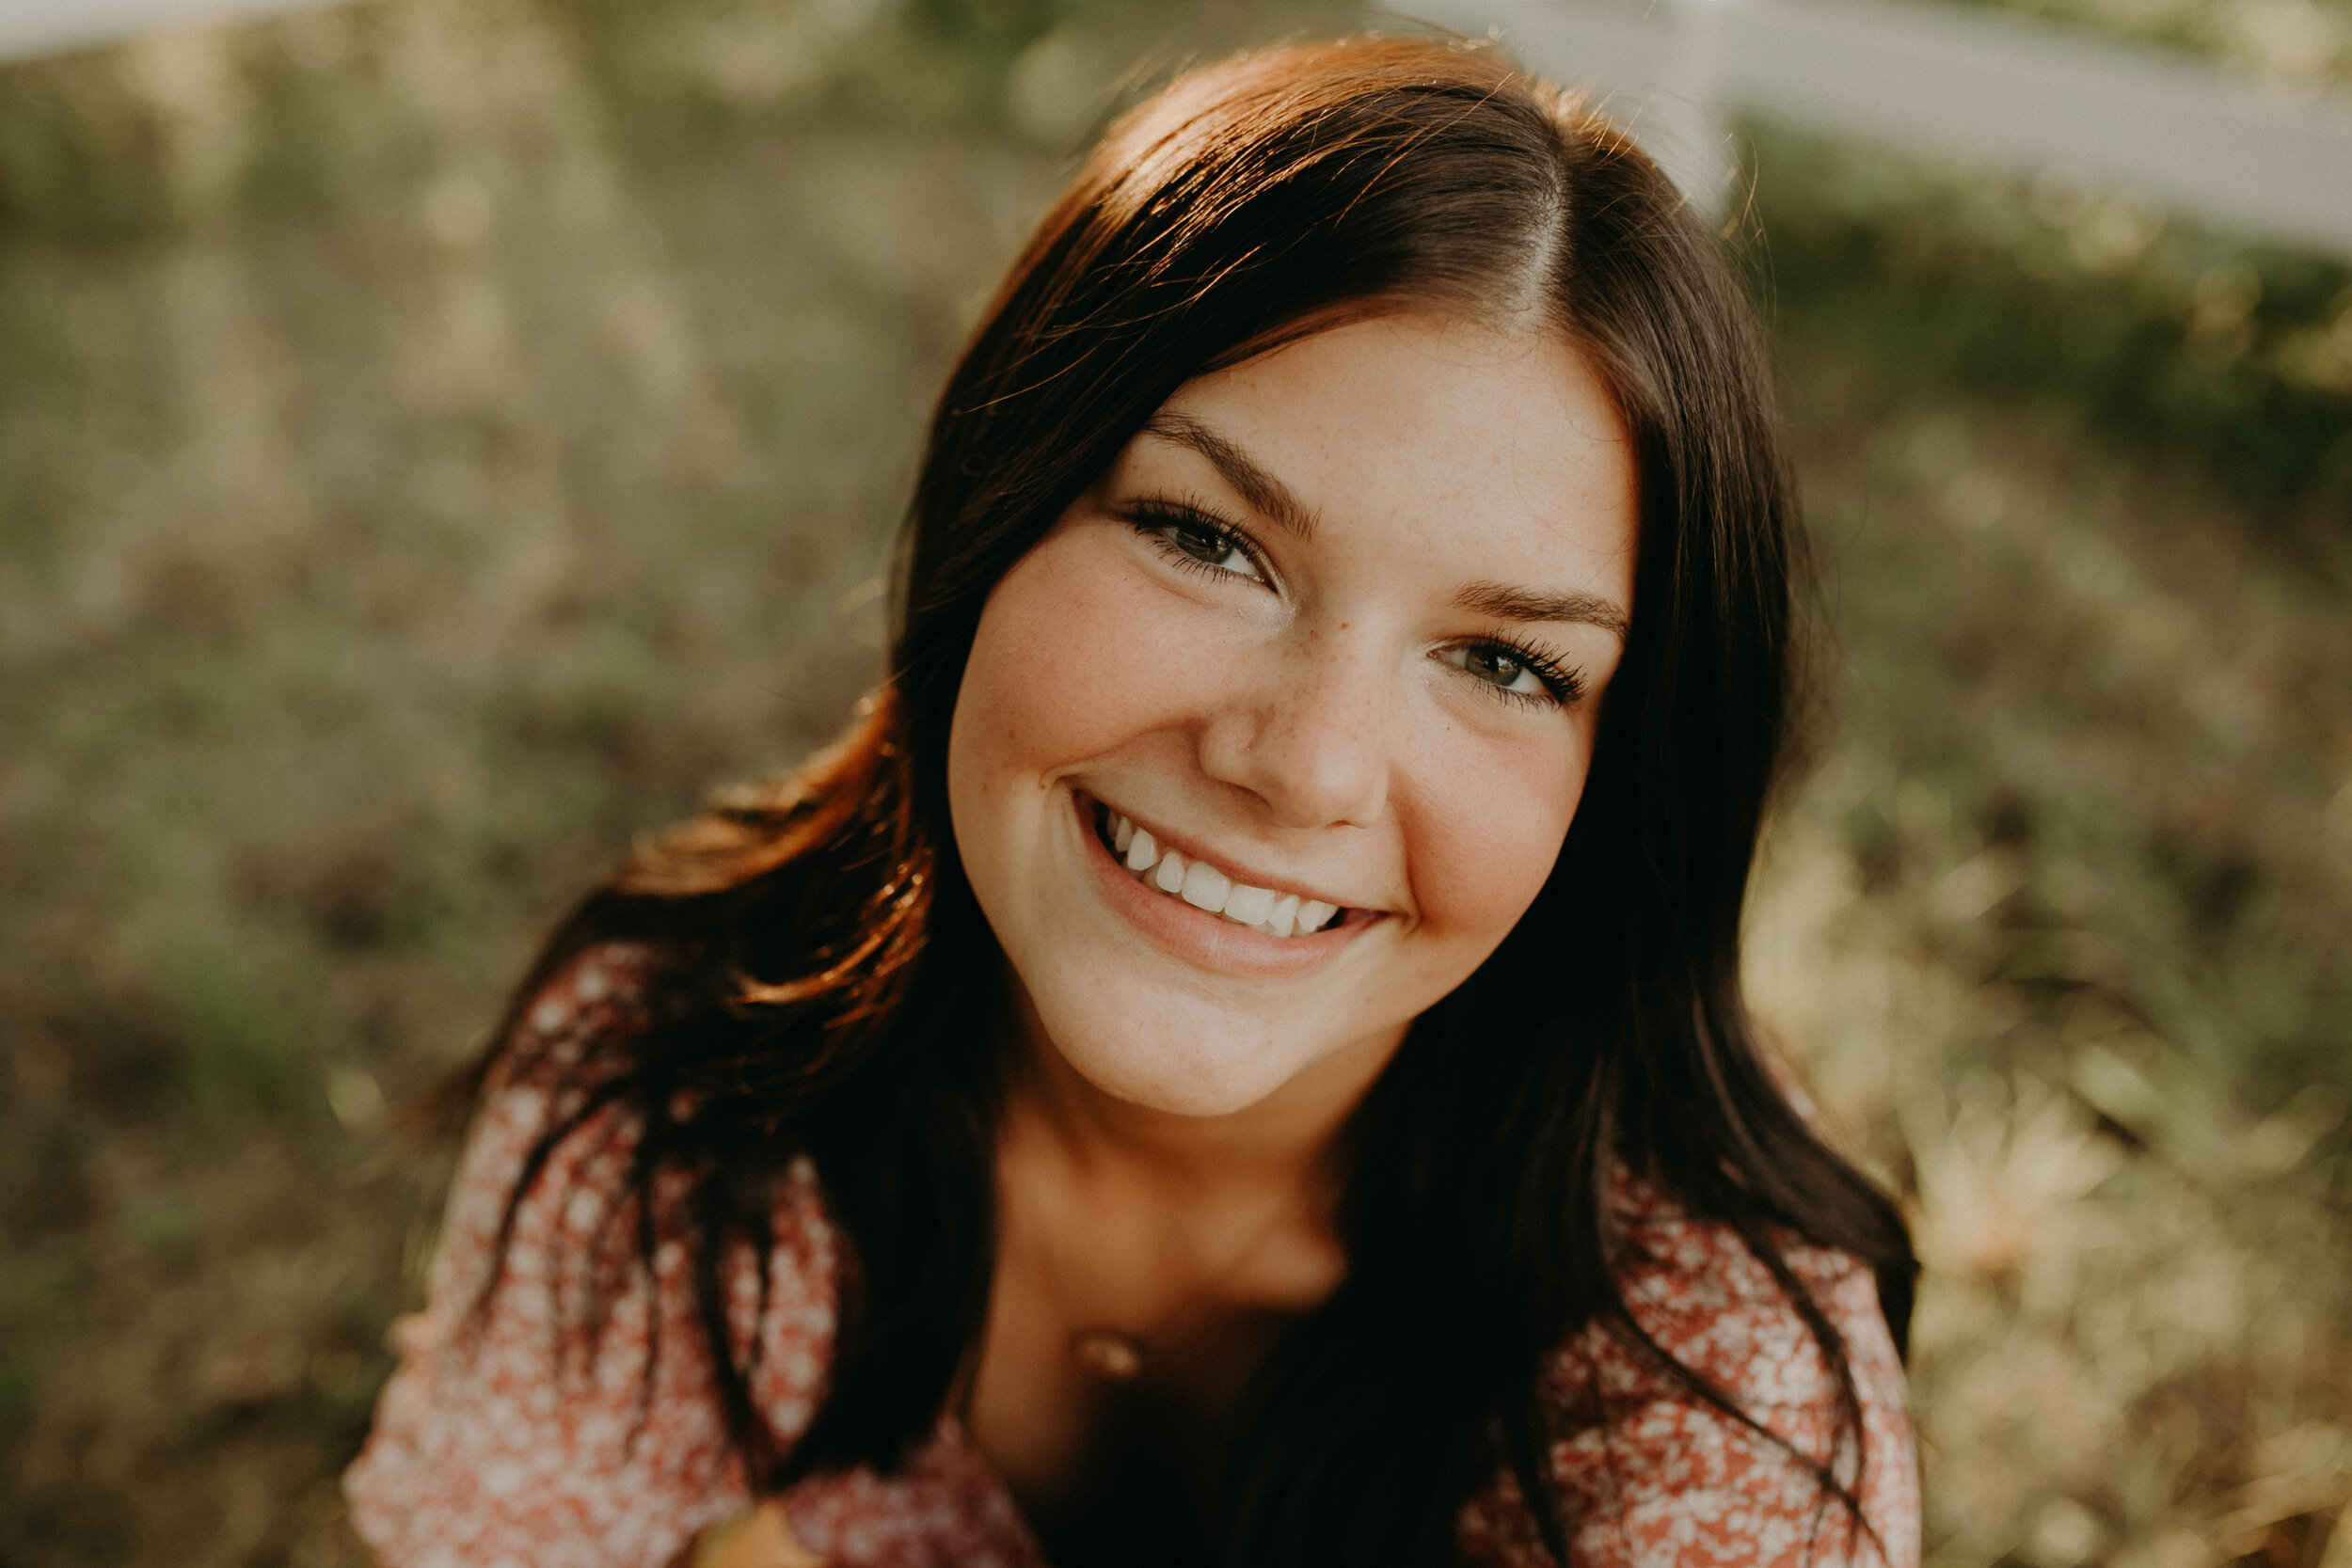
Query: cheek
949,531,1202,807
1400,740,1584,954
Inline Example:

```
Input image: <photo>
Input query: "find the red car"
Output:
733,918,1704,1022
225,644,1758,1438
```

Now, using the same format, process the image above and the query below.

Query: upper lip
1086,793,1376,913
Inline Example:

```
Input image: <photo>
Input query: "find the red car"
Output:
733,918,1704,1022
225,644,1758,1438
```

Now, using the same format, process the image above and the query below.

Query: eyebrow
1138,412,1319,540
1453,579,1631,641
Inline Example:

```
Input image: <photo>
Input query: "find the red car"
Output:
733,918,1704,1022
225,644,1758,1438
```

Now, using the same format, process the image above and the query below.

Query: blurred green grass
0,2,2345,1564
1753,124,2352,523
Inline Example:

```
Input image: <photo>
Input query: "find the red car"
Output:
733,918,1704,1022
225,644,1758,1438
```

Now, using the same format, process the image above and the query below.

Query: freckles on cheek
966,537,1194,778
1409,749,1581,943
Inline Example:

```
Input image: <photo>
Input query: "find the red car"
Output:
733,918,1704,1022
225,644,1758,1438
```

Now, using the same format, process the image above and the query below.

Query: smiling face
946,312,1641,1117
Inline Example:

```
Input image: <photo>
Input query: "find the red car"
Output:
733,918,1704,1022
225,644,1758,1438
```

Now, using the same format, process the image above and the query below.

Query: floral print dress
345,946,1919,1568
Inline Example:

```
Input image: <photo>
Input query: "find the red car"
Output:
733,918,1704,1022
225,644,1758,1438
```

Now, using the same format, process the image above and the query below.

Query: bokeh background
0,0,2347,1563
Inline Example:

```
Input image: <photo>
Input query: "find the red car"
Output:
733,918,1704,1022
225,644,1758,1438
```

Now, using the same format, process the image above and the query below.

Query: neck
996,979,1406,1208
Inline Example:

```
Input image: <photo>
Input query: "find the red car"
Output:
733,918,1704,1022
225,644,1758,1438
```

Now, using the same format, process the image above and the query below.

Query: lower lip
1072,792,1371,981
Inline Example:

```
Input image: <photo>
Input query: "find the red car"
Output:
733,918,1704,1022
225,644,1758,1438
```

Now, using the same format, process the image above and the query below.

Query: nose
1196,624,1391,830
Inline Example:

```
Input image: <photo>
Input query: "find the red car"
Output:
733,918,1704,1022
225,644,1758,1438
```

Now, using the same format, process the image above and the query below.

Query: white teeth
1268,893,1299,938
1223,882,1273,925
1180,860,1230,911
1101,807,1345,938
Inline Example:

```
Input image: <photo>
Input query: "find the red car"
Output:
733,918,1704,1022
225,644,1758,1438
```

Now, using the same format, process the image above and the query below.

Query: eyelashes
1121,496,1269,584
1116,494,1590,713
1456,629,1587,708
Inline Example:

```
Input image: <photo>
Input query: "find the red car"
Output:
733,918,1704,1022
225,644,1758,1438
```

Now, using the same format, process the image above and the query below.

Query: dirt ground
0,2,2346,1564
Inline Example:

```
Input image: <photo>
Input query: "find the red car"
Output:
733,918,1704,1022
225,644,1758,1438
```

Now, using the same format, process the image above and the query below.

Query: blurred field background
0,0,2346,1563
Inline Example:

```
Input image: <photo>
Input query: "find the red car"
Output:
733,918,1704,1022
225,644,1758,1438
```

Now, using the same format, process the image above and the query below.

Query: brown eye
1438,641,1574,707
1170,521,1235,566
1127,503,1268,584
1457,645,1526,688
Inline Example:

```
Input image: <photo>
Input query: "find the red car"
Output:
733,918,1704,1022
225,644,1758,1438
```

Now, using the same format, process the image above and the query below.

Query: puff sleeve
1461,1184,1920,1568
343,946,838,1568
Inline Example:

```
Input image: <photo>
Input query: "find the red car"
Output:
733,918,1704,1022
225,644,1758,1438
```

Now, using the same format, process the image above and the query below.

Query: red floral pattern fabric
346,945,1917,1568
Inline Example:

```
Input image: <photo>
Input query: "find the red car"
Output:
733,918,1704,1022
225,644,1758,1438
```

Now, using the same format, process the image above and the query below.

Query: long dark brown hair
464,34,1915,1566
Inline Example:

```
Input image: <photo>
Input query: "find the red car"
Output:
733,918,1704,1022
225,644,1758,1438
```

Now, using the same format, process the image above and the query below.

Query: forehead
1149,313,1638,582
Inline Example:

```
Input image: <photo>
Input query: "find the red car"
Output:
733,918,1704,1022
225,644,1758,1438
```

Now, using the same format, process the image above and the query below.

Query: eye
1438,637,1582,709
1124,500,1269,586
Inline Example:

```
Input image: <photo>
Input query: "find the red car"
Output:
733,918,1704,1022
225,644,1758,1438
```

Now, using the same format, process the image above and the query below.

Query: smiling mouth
1091,802,1347,938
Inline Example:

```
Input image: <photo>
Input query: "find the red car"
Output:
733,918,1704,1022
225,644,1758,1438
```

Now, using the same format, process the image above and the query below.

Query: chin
1039,999,1313,1118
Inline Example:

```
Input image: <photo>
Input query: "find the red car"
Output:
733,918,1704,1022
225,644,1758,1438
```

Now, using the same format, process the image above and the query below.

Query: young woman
346,36,1919,1568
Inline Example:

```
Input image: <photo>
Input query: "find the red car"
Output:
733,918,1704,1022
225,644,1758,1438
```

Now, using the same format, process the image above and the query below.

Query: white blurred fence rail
0,0,333,63
4,0,2351,259
1415,0,2352,258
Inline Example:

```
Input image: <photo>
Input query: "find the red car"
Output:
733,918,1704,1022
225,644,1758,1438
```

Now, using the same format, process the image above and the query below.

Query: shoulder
498,941,661,1086
1461,1176,1918,1568
424,943,663,1275
1598,1174,1910,1420
345,942,843,1568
